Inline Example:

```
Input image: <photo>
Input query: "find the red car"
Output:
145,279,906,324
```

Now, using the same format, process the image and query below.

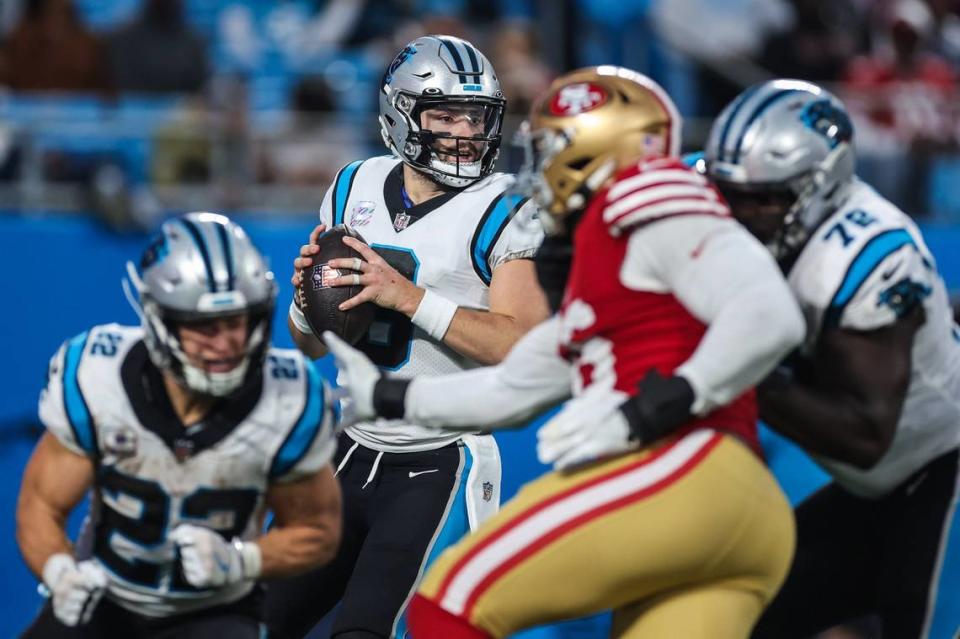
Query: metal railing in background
1,89,959,226
0,96,540,225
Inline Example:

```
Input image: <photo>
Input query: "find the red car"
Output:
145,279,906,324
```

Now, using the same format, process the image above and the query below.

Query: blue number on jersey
95,466,259,589
268,355,299,380
90,331,122,357
823,209,878,248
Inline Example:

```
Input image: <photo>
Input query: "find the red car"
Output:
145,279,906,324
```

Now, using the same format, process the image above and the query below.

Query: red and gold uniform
402,154,800,639
560,157,759,453
329,66,806,638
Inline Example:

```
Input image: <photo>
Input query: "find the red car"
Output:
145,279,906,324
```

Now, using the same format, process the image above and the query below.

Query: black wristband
373,378,412,420
534,234,574,314
619,370,695,444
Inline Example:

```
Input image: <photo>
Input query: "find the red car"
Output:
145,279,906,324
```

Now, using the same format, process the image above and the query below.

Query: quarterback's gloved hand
42,553,108,626
323,332,410,420
169,524,261,588
537,389,634,469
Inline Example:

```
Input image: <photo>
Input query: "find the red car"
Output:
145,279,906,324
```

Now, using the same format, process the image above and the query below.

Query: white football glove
323,331,382,422
169,524,261,589
537,389,637,470
42,553,108,627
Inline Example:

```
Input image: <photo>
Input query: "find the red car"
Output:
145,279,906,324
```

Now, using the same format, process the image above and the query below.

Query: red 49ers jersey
559,157,760,452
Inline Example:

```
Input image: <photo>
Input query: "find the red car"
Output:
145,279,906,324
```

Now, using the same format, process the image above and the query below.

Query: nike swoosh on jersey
881,260,902,280
409,469,440,478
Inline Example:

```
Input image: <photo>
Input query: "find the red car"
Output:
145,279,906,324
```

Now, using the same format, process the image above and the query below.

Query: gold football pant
414,429,796,638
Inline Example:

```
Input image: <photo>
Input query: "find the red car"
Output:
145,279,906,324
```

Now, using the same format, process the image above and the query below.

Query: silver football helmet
124,212,277,397
379,34,505,188
705,79,856,261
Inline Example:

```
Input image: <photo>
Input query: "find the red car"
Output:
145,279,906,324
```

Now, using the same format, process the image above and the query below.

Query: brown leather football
299,225,376,345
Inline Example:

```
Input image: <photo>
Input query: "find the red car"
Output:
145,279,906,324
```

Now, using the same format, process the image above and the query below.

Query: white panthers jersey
319,156,543,451
788,179,960,496
38,324,336,618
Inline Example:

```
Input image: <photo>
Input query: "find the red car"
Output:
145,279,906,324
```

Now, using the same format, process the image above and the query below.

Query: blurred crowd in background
1,0,960,231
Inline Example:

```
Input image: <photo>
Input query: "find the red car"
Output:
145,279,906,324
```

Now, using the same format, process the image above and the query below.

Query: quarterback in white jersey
273,35,548,639
17,214,341,639
706,80,960,639
310,153,540,451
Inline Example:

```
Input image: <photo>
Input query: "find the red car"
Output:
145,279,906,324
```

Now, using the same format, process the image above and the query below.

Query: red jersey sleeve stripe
608,200,730,235
607,169,707,201
603,184,719,223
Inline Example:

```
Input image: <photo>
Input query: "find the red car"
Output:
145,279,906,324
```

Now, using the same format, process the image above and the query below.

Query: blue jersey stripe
63,331,96,455
717,83,765,162
214,221,235,291
471,194,527,285
927,477,960,638
830,229,916,307
333,160,364,226
826,229,916,324
178,217,217,292
731,89,802,162
394,446,471,639
270,360,325,478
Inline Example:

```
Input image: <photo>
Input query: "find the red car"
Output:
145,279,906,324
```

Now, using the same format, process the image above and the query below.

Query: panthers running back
706,79,960,638
17,213,341,638
271,35,548,639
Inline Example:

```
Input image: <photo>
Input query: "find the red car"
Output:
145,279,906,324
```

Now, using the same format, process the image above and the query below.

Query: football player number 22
358,245,420,370
95,466,258,589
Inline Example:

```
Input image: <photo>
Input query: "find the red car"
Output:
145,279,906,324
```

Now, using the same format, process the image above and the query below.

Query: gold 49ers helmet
518,65,682,234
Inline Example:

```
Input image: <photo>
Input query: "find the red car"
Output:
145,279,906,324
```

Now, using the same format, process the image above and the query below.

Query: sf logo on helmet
550,83,608,116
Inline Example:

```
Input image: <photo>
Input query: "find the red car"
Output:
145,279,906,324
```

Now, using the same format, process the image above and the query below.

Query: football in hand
299,224,376,345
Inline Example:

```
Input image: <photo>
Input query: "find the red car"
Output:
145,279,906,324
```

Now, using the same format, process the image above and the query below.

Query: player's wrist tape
42,553,74,590
619,371,695,444
373,378,411,420
411,290,458,341
289,299,314,335
232,539,262,580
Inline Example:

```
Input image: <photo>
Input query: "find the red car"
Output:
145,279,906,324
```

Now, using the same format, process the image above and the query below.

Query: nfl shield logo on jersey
173,438,195,462
393,211,411,232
